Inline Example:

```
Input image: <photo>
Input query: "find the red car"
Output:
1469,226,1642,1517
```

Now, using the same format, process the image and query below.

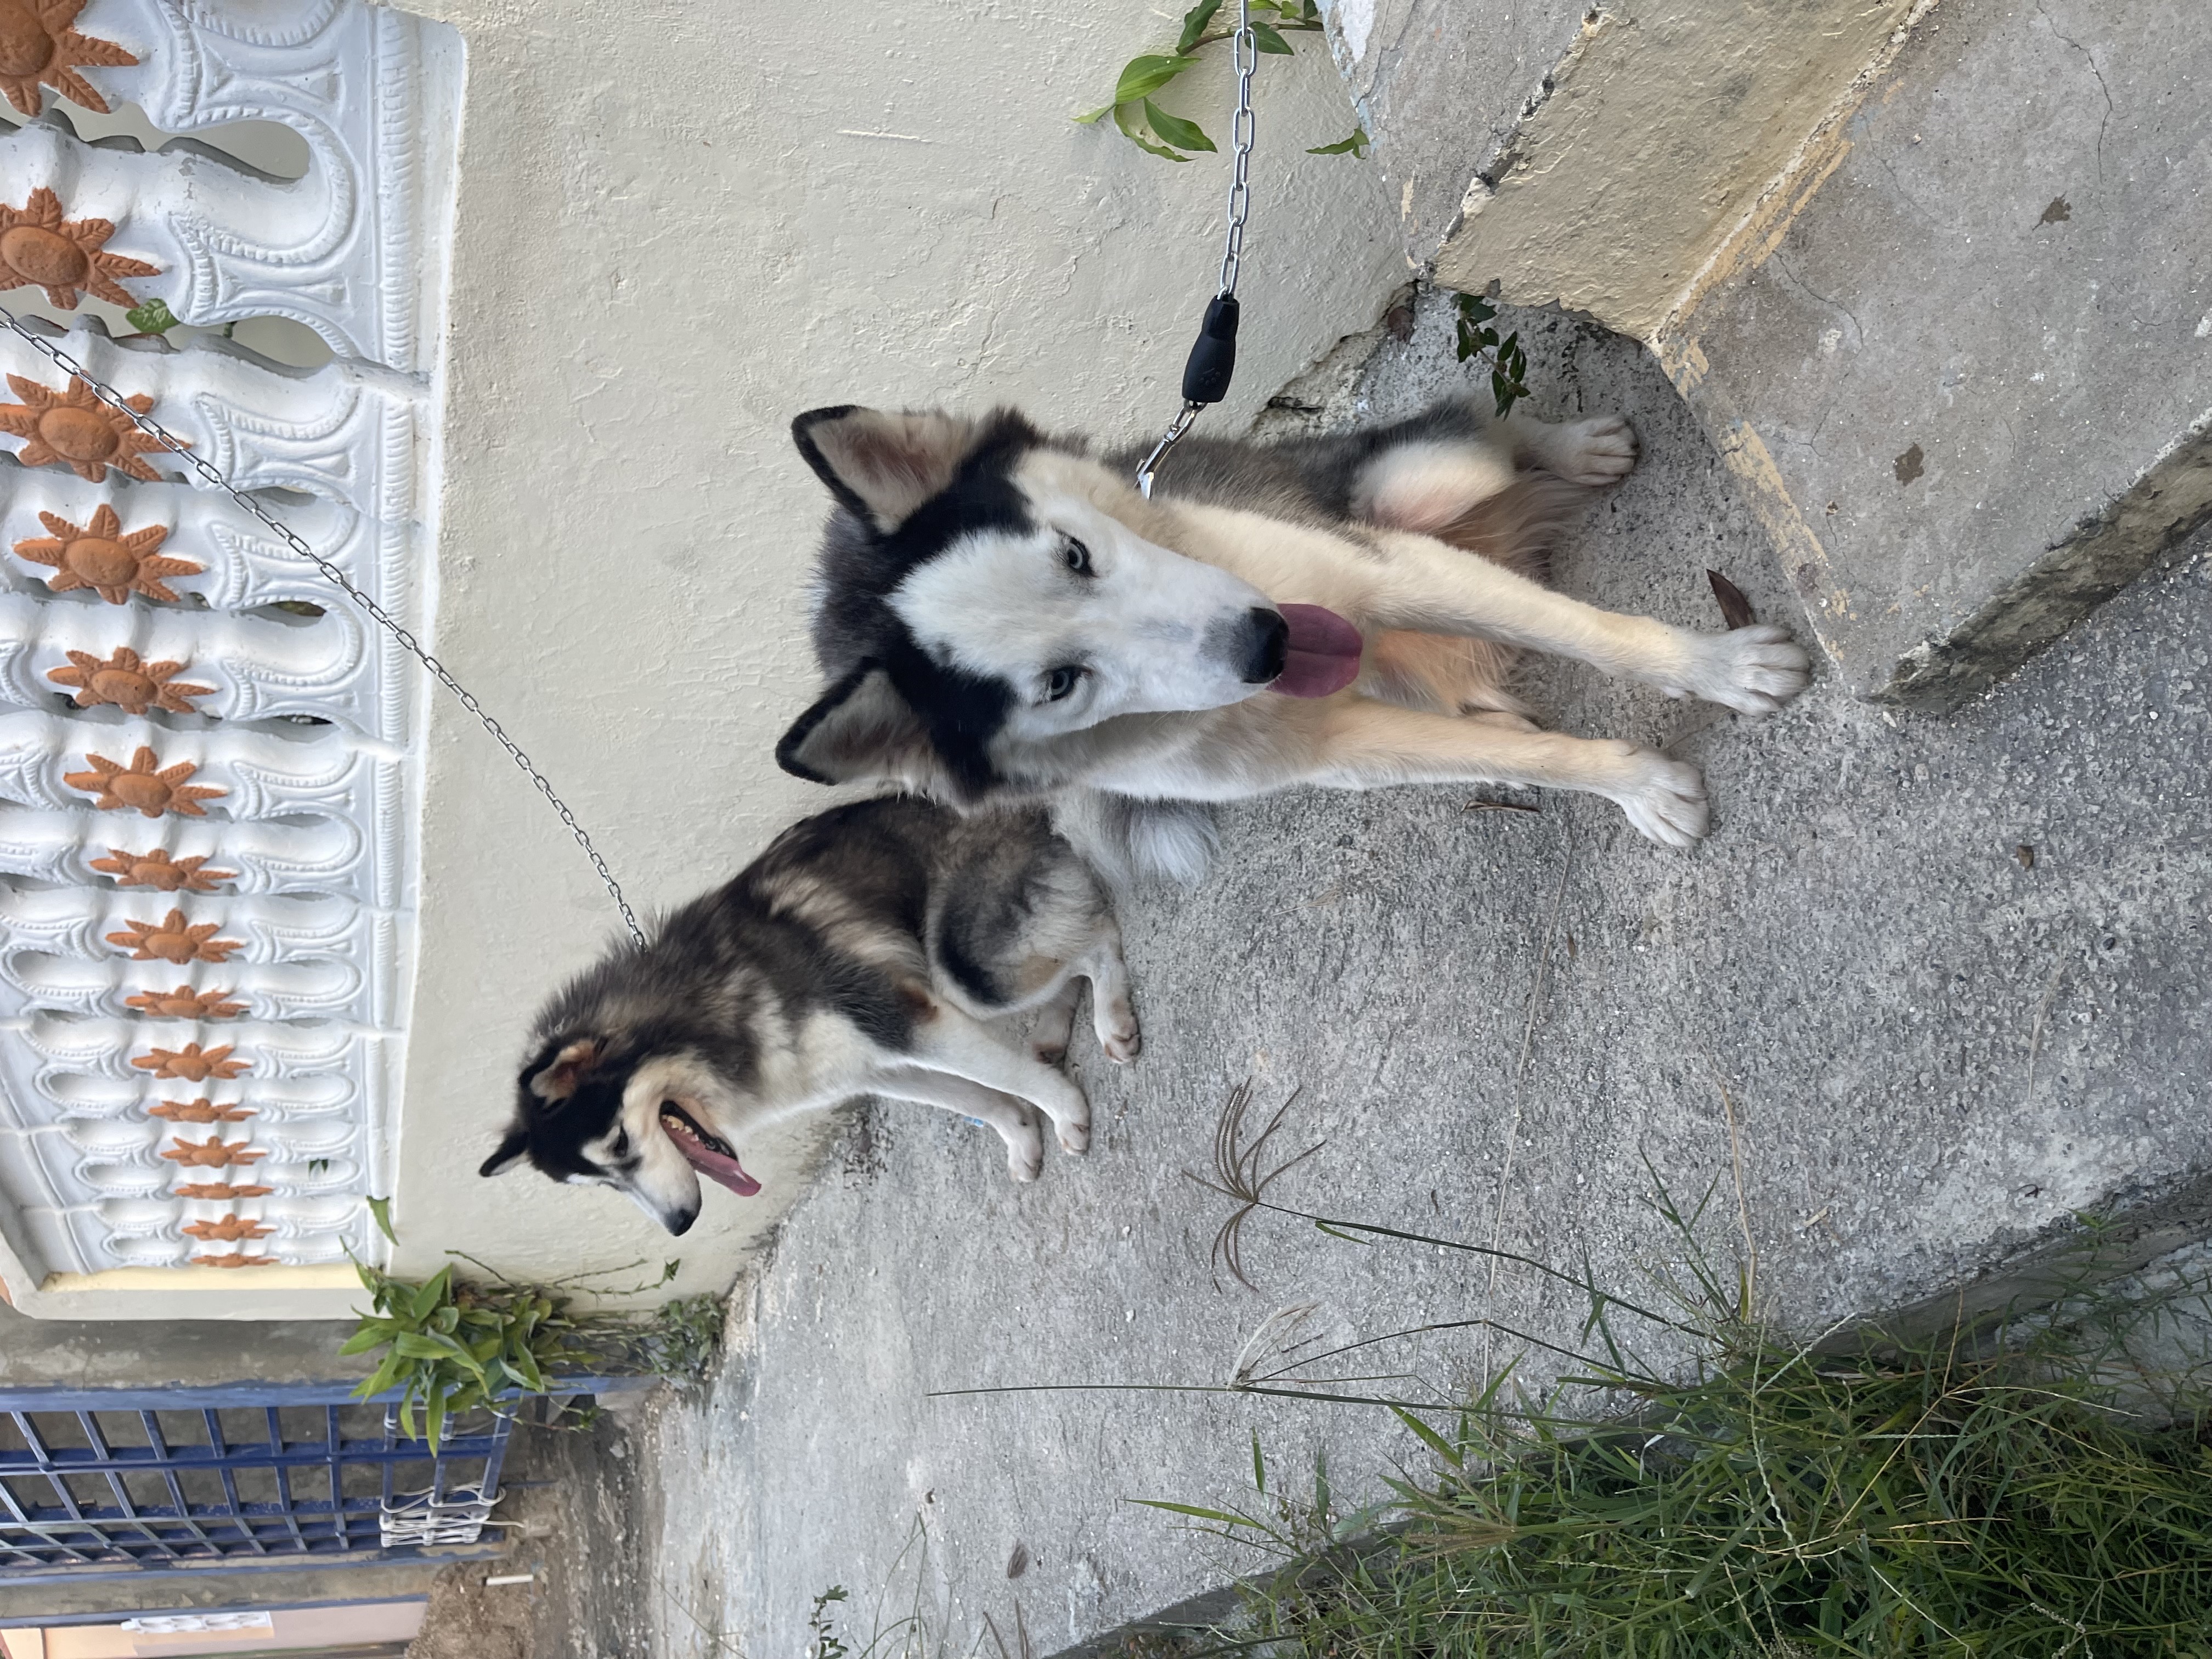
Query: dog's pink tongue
1269,603,1363,698
668,1125,761,1197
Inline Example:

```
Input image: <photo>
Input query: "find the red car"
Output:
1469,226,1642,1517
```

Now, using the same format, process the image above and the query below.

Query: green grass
1151,1189,2212,1657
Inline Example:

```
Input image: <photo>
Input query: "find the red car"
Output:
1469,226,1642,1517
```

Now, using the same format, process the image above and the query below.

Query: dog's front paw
1539,415,1638,487
1611,749,1708,848
1671,624,1811,715
1006,1123,1044,1183
1051,1085,1092,1156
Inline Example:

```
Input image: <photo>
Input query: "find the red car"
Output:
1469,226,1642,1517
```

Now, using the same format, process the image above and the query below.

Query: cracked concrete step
1333,0,2212,708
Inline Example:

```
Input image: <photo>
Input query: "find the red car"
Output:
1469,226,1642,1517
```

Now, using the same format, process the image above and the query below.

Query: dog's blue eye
1043,667,1083,702
1063,538,1092,575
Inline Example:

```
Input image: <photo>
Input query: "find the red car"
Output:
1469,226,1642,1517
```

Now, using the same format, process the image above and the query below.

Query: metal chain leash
0,302,648,945
1135,0,1259,499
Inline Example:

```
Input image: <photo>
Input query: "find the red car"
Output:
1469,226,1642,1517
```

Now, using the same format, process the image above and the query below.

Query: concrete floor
566,291,2212,1659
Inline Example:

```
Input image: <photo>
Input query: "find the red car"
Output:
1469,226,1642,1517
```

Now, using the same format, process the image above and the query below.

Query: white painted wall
387,1,1401,1299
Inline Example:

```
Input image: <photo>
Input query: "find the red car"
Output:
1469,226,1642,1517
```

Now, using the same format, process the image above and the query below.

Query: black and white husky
479,797,1135,1233
776,400,1810,881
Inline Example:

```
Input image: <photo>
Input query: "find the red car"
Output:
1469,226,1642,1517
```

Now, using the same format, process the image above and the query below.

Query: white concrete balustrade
0,0,458,1312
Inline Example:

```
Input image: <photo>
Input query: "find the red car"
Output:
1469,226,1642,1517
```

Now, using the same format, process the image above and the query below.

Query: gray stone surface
1678,0,2212,706
592,291,2212,1659
0,1302,366,1394
1324,0,1587,262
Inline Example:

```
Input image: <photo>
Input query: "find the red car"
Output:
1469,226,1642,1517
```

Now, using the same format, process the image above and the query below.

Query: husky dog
775,400,1809,879
478,797,1136,1234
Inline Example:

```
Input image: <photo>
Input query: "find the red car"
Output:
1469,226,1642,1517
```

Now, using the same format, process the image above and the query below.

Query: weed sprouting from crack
1186,1077,1321,1293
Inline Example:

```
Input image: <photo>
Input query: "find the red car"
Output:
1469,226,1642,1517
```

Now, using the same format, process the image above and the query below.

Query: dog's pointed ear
523,1037,602,1105
777,662,939,790
792,407,981,533
478,1126,529,1178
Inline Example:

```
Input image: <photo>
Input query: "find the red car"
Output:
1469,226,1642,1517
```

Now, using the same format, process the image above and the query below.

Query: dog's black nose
665,1206,698,1237
1240,607,1289,683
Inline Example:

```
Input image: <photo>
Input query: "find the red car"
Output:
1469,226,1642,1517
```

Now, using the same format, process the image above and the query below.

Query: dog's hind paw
1007,1131,1044,1183
1611,751,1709,848
1533,415,1638,487
1670,623,1812,715
1096,1000,1141,1064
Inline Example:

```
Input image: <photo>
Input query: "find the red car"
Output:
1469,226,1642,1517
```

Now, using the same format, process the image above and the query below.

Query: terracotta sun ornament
90,848,234,893
173,1180,271,1200
160,1133,263,1167
130,986,249,1020
0,0,137,117
49,647,212,715
107,909,241,964
183,1215,272,1243
133,1042,248,1083
150,1097,254,1122
65,746,226,818
0,186,159,308
0,374,181,482
14,506,202,603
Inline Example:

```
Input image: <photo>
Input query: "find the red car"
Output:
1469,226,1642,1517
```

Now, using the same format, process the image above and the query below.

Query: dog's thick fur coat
777,399,1810,878
481,798,1134,1232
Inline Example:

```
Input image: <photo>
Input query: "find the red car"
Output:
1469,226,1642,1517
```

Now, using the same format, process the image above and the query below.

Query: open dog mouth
658,1102,761,1197
1268,603,1363,698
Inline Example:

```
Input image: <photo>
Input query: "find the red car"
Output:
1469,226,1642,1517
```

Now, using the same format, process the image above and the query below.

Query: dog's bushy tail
1052,790,1219,890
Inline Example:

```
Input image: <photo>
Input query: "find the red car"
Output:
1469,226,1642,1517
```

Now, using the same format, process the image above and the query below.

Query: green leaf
1392,1404,1464,1470
1251,1428,1267,1495
1126,1499,1261,1528
1113,54,1194,106
365,1195,397,1246
1073,105,1113,125
1143,100,1216,155
1177,0,1224,54
1307,126,1370,157
423,1385,447,1454
123,297,179,336
408,1266,452,1323
1250,21,1294,53
1115,99,1191,162
392,1333,452,1361
354,1355,404,1398
338,1326,390,1357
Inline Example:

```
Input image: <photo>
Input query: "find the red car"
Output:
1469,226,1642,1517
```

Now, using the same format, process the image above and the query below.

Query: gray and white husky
479,797,1135,1233
776,399,1809,881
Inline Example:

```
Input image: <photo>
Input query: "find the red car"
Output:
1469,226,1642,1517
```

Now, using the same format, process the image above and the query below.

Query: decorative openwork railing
0,1388,512,1571
0,0,459,1292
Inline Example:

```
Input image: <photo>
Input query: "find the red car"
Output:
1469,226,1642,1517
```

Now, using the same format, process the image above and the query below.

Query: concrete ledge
1882,416,2212,712
1339,0,2212,709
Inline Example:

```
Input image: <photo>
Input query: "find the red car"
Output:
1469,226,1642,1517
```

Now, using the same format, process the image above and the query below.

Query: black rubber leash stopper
1181,294,1240,405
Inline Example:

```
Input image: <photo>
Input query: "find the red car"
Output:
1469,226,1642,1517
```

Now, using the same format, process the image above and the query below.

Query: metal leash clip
1136,0,1259,500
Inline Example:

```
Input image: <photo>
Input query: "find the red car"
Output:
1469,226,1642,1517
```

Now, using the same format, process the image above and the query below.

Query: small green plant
123,296,179,336
1080,0,1358,162
1135,1169,2212,1657
807,1585,850,1659
1454,291,1531,418
342,1255,723,1450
